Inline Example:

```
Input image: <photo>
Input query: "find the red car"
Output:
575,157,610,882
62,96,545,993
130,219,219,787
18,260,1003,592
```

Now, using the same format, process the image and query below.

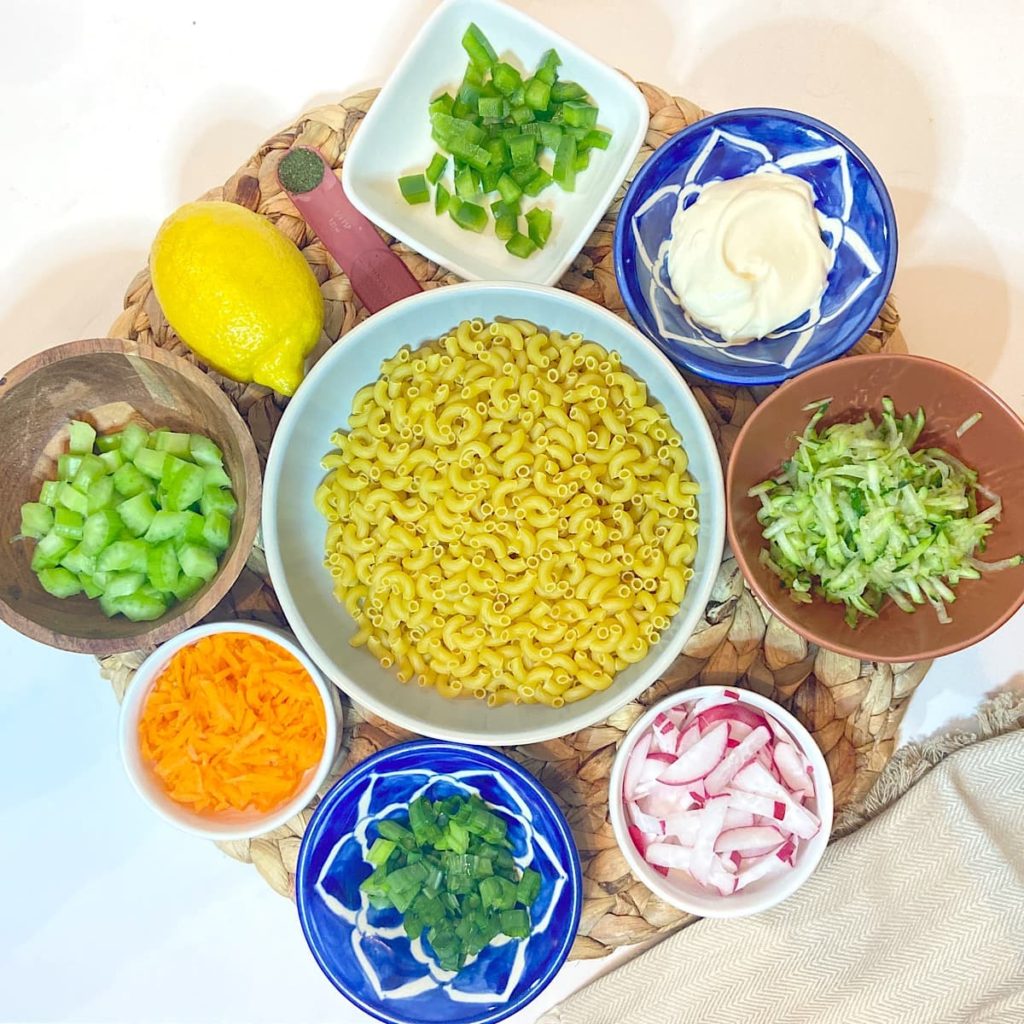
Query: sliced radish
705,726,771,795
695,702,770,735
775,742,814,797
627,800,665,837
623,732,652,798
630,751,675,798
734,850,790,892
651,712,680,754
639,781,698,818
688,779,707,807
724,808,756,829
662,810,703,844
714,826,786,856
725,788,820,840
732,761,791,800
676,724,701,755
646,843,693,871
657,722,728,785
687,796,731,886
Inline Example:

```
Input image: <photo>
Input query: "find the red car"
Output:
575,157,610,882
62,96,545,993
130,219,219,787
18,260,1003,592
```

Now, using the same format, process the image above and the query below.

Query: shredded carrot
138,632,326,816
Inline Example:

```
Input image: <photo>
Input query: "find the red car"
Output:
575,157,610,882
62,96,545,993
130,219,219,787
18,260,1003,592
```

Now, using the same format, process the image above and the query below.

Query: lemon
150,201,323,396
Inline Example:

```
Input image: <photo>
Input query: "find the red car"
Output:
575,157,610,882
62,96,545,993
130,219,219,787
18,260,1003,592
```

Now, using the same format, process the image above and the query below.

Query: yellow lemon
150,201,323,396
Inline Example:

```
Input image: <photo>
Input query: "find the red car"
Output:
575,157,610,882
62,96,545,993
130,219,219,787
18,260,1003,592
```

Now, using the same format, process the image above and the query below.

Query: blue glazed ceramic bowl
295,740,582,1024
614,108,898,385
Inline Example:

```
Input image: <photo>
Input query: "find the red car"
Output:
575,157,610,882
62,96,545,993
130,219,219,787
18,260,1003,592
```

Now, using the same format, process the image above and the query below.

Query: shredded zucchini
750,398,1021,626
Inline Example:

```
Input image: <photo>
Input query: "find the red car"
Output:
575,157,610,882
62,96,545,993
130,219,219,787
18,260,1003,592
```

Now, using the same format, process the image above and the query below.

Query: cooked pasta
315,319,700,708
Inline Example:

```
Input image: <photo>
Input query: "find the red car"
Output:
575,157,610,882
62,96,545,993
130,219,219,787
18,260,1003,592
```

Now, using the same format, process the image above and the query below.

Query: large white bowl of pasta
263,282,725,745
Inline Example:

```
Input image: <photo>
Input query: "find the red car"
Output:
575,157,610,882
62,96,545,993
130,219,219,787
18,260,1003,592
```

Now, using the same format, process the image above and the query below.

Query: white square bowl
342,0,649,286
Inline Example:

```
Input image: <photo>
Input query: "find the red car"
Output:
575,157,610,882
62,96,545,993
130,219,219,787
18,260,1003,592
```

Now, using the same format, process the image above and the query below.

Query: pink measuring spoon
277,146,421,314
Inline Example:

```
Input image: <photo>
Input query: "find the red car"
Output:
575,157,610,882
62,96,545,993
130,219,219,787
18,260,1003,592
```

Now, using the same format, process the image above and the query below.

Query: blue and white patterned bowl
295,740,582,1024
614,108,898,385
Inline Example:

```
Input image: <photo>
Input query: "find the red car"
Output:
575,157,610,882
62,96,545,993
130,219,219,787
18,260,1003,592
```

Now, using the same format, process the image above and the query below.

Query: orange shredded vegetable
138,632,326,815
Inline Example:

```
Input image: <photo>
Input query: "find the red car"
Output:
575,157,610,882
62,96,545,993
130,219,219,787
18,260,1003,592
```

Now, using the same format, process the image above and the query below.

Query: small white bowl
343,0,649,286
119,621,341,840
608,686,833,918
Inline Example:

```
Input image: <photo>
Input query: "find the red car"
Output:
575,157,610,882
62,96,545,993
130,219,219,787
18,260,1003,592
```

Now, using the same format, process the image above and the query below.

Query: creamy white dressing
314,769,568,1003
666,172,834,344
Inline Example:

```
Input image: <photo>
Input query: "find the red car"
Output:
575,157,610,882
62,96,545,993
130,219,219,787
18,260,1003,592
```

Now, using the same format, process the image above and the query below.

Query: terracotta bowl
0,339,261,655
727,354,1024,662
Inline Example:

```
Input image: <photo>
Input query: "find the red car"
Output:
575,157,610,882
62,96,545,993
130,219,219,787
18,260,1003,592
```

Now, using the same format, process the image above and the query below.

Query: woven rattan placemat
100,81,925,959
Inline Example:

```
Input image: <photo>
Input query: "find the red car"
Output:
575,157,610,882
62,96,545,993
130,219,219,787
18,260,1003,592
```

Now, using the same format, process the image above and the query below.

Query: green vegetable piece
133,447,167,481
147,541,180,593
516,867,541,906
508,133,537,168
562,100,599,128
178,544,218,583
20,502,53,540
477,95,506,119
398,173,431,205
172,574,205,603
479,165,501,192
495,211,517,241
553,132,577,191
71,454,107,494
430,111,487,147
98,449,124,473
435,182,451,216
200,485,237,520
425,152,448,184
95,432,122,454
523,76,552,111
202,464,232,489
53,506,85,541
367,838,397,868
58,482,89,516
117,492,157,537
164,458,205,512
82,509,122,554
526,208,552,248
551,80,587,102
86,475,117,513
490,198,521,218
535,47,562,85
79,574,103,599
98,591,122,618
505,232,538,259
59,544,97,577
508,164,538,186
37,566,82,599
510,106,535,126
113,462,150,498
119,423,149,460
479,875,517,911
450,97,475,120
491,61,522,96
68,419,97,455
428,92,455,117
38,480,61,507
581,128,612,151
496,173,522,203
449,198,488,233
152,430,191,457
461,21,497,69
58,454,82,482
538,122,563,150
104,571,146,600
574,149,591,173
522,168,554,197
188,433,223,467
461,60,486,89
498,908,530,939
117,590,167,622
97,539,148,574
31,532,76,572
202,510,231,553
454,163,477,199
141,510,187,544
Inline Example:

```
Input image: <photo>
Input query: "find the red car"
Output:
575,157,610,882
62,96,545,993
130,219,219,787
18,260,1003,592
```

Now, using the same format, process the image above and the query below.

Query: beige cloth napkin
541,730,1024,1024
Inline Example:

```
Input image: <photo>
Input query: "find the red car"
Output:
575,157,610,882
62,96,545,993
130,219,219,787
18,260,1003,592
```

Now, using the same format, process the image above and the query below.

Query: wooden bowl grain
0,339,261,655
727,354,1024,662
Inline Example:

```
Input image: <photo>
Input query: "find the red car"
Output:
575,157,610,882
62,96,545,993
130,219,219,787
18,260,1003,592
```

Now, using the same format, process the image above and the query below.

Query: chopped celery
37,567,82,599
143,510,190,544
80,574,103,599
526,207,552,247
118,590,167,622
113,462,149,498
98,591,122,618
181,511,208,542
87,475,117,513
58,454,82,481
53,507,85,540
505,232,537,259
57,483,89,516
424,152,448,184
97,539,148,574
202,510,231,553
151,430,191,457
178,544,218,583
119,422,148,460
117,492,157,537
67,420,97,455
20,503,53,540
31,531,76,571
98,449,124,473
38,481,61,507
82,510,122,554
163,459,205,511
147,541,180,592
104,571,146,599
398,173,430,205
133,447,166,480
461,22,497,69
172,574,205,602
94,432,122,454
71,454,106,493
188,433,223,468
60,542,97,577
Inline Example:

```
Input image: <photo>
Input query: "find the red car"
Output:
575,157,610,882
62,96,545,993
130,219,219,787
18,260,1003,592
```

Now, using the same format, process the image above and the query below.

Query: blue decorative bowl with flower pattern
614,108,897,385
295,740,582,1024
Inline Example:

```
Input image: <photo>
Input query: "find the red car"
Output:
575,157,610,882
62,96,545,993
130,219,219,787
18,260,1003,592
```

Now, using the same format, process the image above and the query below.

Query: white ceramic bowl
119,621,341,840
343,0,649,286
263,281,725,745
609,686,834,918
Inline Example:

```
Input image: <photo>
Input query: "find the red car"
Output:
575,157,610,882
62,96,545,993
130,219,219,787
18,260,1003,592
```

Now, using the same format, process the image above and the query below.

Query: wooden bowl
0,339,261,655
727,354,1024,662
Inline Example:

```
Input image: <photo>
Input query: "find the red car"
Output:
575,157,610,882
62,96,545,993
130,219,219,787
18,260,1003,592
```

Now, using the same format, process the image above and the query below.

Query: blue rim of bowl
294,739,584,1024
613,106,899,386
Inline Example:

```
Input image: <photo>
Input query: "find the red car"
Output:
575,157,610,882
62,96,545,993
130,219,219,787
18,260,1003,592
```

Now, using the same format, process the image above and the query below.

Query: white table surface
2,1,1023,1021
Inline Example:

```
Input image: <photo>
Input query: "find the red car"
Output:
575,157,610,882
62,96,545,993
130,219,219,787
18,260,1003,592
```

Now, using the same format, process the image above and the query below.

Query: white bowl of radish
609,686,833,918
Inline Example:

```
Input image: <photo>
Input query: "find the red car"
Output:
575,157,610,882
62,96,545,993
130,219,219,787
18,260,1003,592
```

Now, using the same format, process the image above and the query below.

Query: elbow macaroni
315,319,700,708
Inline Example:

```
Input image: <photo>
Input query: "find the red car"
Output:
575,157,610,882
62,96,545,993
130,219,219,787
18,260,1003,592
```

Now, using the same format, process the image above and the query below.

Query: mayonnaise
666,172,834,344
